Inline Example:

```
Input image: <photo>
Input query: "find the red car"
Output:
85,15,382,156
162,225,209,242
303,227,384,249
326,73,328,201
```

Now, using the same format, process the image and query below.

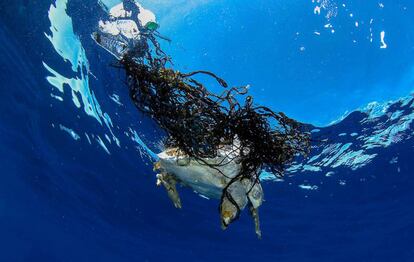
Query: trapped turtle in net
92,0,310,238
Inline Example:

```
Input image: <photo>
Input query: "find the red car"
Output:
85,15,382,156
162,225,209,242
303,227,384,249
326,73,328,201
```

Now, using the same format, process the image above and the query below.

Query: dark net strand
117,36,310,220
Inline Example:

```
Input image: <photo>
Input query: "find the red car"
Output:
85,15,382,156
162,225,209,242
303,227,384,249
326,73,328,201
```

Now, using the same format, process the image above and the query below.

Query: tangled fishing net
115,25,310,219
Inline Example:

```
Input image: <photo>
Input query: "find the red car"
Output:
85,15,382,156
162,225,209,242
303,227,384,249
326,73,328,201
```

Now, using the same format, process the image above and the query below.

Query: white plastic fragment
380,31,387,49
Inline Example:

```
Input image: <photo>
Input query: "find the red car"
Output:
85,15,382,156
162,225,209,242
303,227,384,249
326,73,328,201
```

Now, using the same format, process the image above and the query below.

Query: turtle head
221,210,235,229
220,196,240,229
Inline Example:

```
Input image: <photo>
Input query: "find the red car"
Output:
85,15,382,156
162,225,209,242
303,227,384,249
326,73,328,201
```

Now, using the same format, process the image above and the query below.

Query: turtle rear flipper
241,178,263,238
243,179,264,209
156,173,182,209
249,205,262,239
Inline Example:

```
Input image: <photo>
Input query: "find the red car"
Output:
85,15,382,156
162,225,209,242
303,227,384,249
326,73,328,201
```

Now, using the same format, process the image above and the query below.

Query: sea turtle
92,1,309,239
153,144,263,238
91,2,264,237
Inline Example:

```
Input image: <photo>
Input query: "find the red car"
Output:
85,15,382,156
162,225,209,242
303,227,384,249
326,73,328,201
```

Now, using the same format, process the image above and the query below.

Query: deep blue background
0,1,413,261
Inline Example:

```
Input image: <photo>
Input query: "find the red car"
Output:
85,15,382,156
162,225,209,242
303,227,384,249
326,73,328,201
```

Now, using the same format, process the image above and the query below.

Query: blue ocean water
0,0,413,261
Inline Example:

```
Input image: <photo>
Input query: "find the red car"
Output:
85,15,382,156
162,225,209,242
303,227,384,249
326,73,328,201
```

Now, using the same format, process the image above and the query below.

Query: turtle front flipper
153,161,161,171
249,205,262,239
156,173,182,209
